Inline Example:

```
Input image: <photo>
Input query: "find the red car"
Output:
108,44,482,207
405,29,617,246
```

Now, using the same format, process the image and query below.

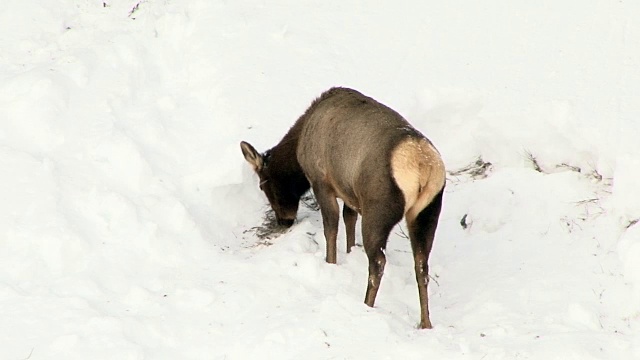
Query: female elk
241,87,445,328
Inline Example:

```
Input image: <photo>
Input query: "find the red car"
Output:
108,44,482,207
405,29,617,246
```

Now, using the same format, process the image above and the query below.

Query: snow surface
1,0,640,359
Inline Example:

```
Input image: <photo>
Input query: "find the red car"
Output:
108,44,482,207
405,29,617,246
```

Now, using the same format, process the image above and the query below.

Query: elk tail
392,138,446,223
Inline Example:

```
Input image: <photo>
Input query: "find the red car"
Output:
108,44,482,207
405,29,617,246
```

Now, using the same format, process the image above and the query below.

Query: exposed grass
128,1,145,18
243,209,289,243
244,191,320,243
301,191,320,211
448,156,493,180
556,163,582,173
525,150,544,173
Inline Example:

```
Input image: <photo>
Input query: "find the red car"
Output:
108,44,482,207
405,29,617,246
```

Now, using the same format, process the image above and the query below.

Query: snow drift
1,1,639,359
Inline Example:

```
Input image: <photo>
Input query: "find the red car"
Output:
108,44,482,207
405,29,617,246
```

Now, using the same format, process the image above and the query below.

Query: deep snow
1,0,640,359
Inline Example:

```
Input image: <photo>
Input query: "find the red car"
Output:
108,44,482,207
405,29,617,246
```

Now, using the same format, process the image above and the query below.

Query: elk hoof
419,320,433,329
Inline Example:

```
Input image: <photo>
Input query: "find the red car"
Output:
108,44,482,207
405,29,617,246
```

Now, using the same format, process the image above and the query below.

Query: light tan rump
391,138,445,221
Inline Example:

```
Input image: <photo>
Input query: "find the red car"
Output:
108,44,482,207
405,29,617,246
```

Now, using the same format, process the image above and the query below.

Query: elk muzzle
277,218,295,227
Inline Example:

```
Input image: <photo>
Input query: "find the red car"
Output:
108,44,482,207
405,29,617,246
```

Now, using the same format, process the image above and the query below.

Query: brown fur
241,87,445,328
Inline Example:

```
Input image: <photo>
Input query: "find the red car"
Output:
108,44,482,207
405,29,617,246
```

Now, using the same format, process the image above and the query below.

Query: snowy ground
1,1,640,359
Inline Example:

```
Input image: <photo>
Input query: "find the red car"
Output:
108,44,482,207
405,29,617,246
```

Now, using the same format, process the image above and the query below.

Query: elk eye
259,179,268,191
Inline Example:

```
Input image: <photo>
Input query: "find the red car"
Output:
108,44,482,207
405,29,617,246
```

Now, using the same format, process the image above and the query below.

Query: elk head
240,141,299,227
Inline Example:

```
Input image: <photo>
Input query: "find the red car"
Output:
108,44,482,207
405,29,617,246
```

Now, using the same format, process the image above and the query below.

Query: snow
1,0,640,359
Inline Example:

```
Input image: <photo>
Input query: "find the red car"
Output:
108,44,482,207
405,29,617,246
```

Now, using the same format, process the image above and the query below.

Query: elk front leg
343,204,357,253
313,183,340,264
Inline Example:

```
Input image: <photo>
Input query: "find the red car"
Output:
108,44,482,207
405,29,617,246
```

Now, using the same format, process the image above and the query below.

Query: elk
240,87,445,328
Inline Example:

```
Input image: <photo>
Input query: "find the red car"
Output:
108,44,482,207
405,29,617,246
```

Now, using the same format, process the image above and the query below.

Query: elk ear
240,141,264,172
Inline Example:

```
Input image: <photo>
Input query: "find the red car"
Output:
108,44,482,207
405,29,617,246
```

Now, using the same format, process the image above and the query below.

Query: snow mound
1,1,639,359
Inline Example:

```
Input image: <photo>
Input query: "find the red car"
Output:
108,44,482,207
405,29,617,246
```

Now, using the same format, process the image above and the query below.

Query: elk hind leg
408,188,444,329
362,206,402,307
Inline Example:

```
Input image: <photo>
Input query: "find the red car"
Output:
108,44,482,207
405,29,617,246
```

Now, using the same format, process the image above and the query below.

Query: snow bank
1,0,640,359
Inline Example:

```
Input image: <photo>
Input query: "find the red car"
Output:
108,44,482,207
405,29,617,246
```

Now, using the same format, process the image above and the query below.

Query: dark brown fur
241,87,445,328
